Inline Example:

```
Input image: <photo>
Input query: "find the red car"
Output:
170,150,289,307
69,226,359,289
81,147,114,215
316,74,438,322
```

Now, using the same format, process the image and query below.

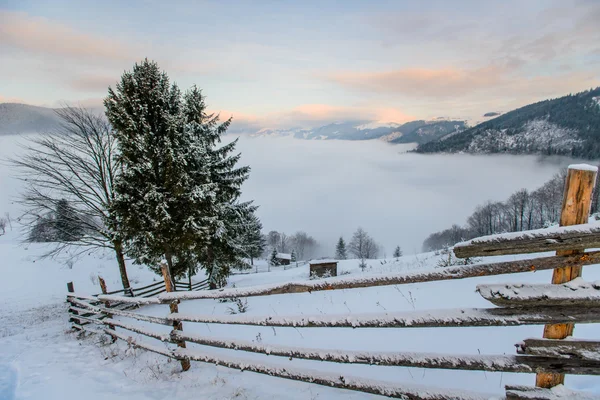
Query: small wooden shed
276,253,291,266
309,259,338,278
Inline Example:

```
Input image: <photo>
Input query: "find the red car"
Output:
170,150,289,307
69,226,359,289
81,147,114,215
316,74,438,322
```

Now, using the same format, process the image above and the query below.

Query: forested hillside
417,88,600,159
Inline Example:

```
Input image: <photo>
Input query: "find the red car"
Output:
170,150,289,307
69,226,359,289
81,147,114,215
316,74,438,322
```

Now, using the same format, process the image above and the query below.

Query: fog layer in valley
0,134,579,256
233,136,576,255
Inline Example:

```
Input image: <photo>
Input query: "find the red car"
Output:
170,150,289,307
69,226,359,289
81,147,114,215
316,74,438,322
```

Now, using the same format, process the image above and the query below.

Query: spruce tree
393,246,403,258
269,248,279,267
241,211,266,266
104,59,251,281
335,236,347,260
290,250,297,263
182,86,252,285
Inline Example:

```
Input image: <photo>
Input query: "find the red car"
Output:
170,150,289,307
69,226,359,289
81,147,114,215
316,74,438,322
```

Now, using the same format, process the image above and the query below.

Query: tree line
334,227,401,260
421,167,599,252
417,87,600,159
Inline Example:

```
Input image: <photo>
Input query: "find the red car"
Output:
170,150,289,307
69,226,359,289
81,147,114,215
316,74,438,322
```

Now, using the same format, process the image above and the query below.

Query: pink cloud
0,11,132,62
0,94,25,104
327,64,600,105
217,103,414,132
329,66,506,98
69,74,119,92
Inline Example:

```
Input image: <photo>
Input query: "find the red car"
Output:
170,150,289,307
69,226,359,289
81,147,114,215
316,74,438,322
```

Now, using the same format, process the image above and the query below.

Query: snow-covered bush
226,298,249,314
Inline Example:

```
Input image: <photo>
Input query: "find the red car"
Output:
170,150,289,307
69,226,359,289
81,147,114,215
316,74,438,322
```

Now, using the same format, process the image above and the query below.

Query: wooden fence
66,165,600,400
67,275,209,331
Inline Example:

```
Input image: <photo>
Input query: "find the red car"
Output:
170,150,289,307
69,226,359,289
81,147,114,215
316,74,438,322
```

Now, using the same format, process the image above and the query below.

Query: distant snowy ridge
249,119,465,144
417,87,600,159
466,118,583,154
0,103,62,135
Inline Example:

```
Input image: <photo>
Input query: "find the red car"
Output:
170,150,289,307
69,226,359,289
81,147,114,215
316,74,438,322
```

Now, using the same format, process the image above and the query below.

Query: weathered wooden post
67,281,80,329
536,164,597,388
98,276,116,333
161,262,191,371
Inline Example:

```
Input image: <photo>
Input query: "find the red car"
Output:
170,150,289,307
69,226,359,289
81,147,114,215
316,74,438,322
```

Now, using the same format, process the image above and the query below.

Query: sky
1,0,600,131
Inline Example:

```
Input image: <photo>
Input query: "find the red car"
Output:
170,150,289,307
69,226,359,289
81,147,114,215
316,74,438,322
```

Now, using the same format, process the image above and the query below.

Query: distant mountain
483,112,501,117
253,119,465,144
417,88,600,159
0,102,466,146
0,103,62,135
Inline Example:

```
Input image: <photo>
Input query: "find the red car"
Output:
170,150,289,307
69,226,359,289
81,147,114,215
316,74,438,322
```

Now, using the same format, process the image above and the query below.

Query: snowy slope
417,87,600,158
0,103,62,135
2,228,600,399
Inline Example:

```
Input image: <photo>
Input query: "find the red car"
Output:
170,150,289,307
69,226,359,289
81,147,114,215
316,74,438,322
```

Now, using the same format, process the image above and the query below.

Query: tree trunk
113,239,132,296
164,249,179,291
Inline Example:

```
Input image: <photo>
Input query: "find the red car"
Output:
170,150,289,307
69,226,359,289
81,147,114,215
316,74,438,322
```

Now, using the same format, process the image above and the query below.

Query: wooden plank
96,294,161,305
538,164,597,389
95,329,491,400
454,223,600,258
136,287,167,297
69,297,171,325
74,314,171,342
506,385,600,399
175,348,491,400
131,280,164,292
133,251,600,304
168,305,600,328
172,330,600,375
477,280,600,307
517,338,600,361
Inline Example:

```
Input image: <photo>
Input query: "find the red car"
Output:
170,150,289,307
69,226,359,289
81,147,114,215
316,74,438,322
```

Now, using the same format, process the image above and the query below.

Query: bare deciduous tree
290,231,317,260
349,227,380,259
11,106,132,293
279,232,290,253
266,231,280,250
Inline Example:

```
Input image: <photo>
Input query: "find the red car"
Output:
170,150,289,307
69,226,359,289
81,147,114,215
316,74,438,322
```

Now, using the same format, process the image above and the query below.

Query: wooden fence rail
77,250,600,305
66,164,600,400
453,222,600,258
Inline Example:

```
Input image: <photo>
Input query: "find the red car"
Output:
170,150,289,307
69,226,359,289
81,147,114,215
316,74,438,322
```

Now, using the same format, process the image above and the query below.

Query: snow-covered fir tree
269,248,279,267
241,211,266,266
290,249,296,264
104,59,252,283
393,246,403,258
335,236,347,259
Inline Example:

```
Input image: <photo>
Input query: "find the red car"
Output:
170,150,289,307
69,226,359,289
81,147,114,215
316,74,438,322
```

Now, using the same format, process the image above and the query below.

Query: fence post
161,262,191,371
536,164,597,388
67,281,80,329
98,276,116,334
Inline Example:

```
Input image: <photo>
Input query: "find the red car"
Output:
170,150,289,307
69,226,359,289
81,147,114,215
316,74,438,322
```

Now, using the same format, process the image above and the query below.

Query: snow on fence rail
80,250,600,305
454,221,600,258
65,164,600,399
91,277,210,298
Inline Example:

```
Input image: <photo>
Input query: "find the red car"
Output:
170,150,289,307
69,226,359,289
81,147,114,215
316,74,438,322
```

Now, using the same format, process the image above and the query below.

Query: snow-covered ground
2,229,600,400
